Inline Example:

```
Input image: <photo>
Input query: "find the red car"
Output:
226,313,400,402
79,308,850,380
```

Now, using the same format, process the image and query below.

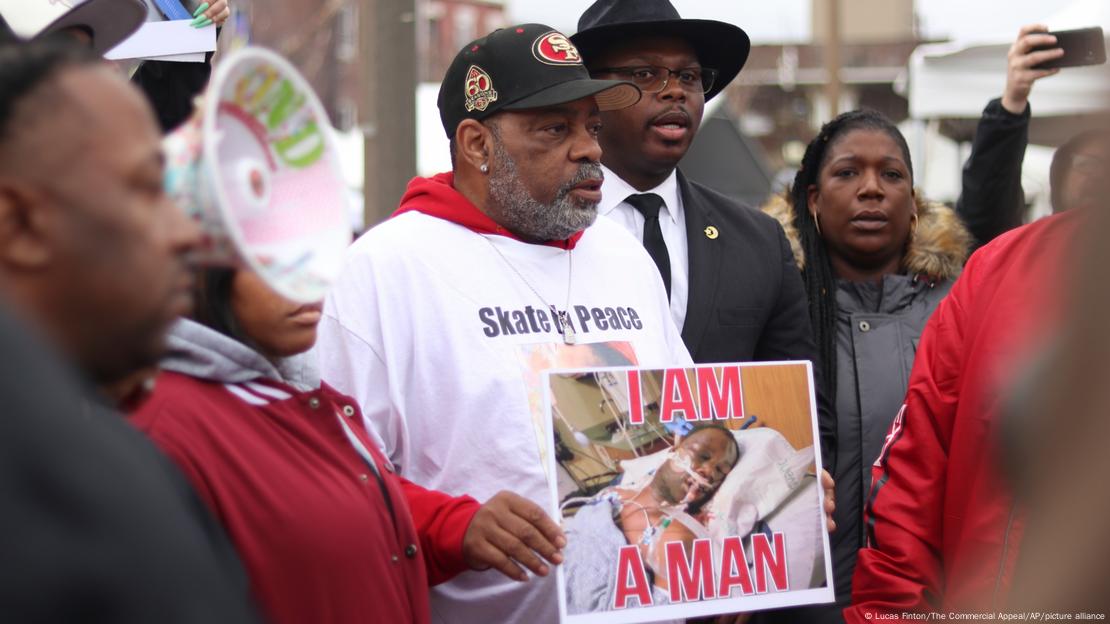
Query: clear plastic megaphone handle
163,112,206,217
162,100,238,268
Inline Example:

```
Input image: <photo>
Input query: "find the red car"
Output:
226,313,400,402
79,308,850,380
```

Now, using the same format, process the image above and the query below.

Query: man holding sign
317,23,692,623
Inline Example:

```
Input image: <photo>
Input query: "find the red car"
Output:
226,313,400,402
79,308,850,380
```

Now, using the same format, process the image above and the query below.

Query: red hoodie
393,172,585,249
845,211,1079,619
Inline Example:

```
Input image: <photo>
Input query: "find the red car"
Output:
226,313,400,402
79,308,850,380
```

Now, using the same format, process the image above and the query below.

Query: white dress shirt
598,165,689,332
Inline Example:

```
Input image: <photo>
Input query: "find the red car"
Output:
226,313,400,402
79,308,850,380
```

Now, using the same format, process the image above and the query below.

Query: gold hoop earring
813,212,822,237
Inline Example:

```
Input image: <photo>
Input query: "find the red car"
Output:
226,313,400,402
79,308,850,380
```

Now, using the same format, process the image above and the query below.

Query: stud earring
480,163,489,174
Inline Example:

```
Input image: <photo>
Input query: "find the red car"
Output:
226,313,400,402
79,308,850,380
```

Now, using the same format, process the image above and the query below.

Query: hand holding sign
822,469,836,533
463,491,566,582
187,0,230,28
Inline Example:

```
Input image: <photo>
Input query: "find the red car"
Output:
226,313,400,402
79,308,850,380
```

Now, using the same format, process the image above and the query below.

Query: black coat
956,98,1030,251
0,303,260,623
132,53,214,133
830,275,953,604
676,172,836,467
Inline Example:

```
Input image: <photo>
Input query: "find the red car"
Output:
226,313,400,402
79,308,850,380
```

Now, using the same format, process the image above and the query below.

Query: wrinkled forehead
820,127,911,172
1073,139,1110,160
591,35,699,68
495,97,602,127
90,78,159,162
2,69,87,170
682,427,734,455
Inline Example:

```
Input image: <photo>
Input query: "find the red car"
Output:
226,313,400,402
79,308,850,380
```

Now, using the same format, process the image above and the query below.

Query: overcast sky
505,0,1067,44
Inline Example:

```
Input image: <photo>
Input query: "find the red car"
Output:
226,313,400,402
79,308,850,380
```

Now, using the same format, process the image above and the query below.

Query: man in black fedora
572,0,835,466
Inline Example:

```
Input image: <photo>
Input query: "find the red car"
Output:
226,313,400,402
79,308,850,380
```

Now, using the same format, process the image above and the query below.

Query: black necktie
625,193,671,298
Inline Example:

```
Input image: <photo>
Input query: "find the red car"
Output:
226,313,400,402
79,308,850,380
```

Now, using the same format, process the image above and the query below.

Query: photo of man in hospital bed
545,364,830,618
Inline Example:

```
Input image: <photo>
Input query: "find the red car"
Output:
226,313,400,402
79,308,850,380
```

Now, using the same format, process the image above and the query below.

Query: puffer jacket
762,194,971,610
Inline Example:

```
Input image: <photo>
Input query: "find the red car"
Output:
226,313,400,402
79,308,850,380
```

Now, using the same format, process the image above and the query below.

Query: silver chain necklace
481,236,576,345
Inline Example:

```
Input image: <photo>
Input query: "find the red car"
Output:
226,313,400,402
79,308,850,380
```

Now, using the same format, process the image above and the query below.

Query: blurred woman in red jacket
131,268,565,624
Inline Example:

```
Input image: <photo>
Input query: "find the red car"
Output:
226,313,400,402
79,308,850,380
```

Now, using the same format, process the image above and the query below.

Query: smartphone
1031,26,1107,69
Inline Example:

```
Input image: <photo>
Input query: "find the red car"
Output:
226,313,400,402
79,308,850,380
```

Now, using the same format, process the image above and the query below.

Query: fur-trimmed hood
762,191,971,280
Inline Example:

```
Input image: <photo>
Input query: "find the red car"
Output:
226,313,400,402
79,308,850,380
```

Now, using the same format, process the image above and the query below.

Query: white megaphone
163,46,351,304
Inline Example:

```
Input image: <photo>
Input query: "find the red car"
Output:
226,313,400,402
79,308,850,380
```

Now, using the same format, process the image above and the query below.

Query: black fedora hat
571,0,750,101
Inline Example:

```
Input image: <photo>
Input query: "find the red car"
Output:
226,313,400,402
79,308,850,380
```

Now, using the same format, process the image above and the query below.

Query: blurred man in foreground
0,39,258,622
1005,133,1110,616
846,175,1091,620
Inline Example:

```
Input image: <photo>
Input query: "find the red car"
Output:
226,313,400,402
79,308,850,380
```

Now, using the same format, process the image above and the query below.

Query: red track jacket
845,211,1079,620
132,372,480,624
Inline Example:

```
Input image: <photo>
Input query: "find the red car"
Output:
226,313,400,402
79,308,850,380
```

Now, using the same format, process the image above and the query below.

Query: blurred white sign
105,20,216,62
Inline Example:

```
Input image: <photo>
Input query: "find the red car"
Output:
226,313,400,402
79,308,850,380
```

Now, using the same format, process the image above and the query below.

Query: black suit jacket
677,172,835,465
0,302,260,623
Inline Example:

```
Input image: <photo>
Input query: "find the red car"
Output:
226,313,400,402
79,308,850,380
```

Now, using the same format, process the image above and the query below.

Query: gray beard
487,138,600,242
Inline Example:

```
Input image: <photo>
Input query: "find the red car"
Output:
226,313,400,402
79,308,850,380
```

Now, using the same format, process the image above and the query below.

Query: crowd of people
0,0,1107,622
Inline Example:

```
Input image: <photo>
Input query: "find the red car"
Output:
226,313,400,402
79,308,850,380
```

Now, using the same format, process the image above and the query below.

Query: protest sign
542,361,835,623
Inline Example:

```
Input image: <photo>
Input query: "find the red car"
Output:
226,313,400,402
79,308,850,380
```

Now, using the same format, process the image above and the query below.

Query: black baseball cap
437,23,641,138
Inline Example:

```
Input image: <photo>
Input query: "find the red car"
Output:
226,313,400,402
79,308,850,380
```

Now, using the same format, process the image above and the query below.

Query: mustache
648,107,690,127
556,163,604,196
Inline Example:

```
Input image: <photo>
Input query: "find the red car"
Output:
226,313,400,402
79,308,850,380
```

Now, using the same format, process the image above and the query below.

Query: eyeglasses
592,65,718,95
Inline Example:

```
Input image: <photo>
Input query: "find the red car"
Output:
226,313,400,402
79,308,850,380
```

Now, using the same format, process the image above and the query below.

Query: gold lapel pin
704,226,719,240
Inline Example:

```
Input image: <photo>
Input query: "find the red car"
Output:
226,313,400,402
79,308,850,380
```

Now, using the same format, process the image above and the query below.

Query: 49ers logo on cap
532,32,581,66
464,65,498,112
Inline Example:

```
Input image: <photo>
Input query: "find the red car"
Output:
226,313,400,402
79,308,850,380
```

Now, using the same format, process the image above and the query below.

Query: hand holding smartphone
1031,26,1107,70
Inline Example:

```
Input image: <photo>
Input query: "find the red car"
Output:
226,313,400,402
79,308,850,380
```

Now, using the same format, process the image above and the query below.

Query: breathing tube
559,448,714,588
